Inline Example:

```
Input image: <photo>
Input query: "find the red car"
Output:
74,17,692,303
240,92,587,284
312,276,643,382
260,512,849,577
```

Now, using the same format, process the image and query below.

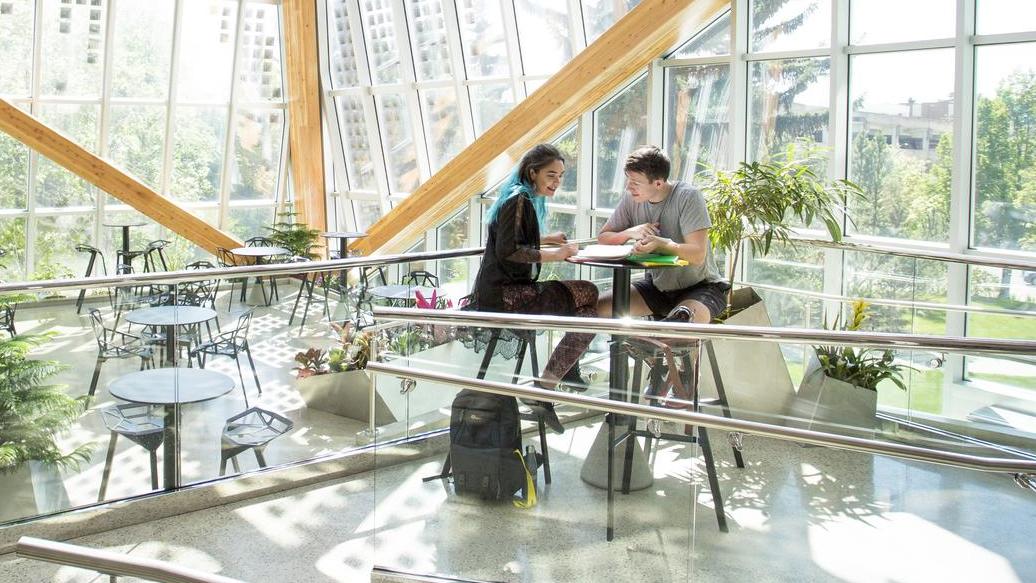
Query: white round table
108,367,235,489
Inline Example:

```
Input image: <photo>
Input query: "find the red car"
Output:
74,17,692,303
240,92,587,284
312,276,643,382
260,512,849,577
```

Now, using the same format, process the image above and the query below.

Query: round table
124,305,217,366
103,220,147,265
108,367,235,489
368,284,447,303
231,246,289,305
566,257,683,492
321,231,366,260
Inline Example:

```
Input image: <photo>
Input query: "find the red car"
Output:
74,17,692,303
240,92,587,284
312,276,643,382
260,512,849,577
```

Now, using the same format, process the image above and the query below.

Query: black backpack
449,390,538,502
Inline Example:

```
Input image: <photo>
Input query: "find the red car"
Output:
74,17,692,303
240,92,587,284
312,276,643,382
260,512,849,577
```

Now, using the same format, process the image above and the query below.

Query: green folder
627,253,686,265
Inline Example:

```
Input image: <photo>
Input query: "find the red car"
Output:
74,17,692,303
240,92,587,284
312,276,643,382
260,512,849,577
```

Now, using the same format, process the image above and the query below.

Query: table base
579,420,654,491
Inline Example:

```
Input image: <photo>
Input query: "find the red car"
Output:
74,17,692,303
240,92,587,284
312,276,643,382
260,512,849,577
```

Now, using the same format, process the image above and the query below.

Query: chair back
232,309,255,345
186,260,216,270
87,309,111,350
147,240,170,251
403,270,439,287
215,247,235,268
361,266,388,288
75,243,102,256
177,280,215,307
245,236,274,247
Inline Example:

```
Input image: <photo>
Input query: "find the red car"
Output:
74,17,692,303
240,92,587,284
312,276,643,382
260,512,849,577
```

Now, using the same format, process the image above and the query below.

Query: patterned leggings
500,279,598,382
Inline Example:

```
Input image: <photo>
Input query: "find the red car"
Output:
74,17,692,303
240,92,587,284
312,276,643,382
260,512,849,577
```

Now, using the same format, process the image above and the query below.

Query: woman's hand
545,242,579,262
541,231,568,245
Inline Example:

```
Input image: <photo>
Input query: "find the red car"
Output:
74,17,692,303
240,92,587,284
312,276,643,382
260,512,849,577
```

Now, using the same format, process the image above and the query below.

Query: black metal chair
245,236,274,247
0,301,15,337
287,256,331,331
88,308,155,397
219,407,293,475
215,247,248,310
97,403,164,500
353,266,388,327
75,243,113,314
189,310,262,406
402,270,439,288
143,240,171,272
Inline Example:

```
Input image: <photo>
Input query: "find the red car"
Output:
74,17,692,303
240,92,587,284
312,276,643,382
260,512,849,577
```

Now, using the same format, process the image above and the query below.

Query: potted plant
268,200,321,259
0,333,91,522
294,323,394,424
693,147,864,423
794,300,911,436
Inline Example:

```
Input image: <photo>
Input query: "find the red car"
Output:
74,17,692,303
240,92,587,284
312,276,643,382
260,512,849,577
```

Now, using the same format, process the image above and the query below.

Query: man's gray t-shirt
602,181,723,292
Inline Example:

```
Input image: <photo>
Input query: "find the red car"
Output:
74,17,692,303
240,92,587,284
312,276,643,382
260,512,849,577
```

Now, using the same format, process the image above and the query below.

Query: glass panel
0,0,34,96
0,216,27,281
977,0,1036,35
670,11,730,58
335,95,377,191
849,49,954,242
468,83,514,136
965,265,1036,392
593,76,647,209
170,106,227,203
751,0,830,53
974,43,1036,252
436,209,470,295
457,0,508,79
353,200,382,231
844,251,948,415
230,109,284,200
33,214,92,281
420,88,464,172
177,0,238,103
541,211,578,280
360,0,401,85
582,0,640,44
376,94,420,194
748,57,830,165
108,104,166,190
328,0,360,89
40,0,107,97
513,0,573,76
236,3,283,102
552,126,578,206
110,0,173,99
665,64,731,184
0,131,29,209
850,0,954,45
35,103,99,208
407,0,452,82
224,204,274,238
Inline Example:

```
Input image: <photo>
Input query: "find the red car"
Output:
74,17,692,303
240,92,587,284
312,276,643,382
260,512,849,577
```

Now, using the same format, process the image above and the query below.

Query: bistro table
103,220,147,268
368,284,448,305
124,305,218,366
566,258,685,492
231,246,289,305
108,367,235,489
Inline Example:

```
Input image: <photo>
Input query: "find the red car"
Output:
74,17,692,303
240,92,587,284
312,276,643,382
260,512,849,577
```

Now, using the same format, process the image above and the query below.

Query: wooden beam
282,0,328,249
352,0,727,255
0,99,242,257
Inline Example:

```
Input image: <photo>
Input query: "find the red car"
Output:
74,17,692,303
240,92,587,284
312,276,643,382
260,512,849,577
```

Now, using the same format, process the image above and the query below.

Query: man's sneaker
559,365,592,392
663,305,694,323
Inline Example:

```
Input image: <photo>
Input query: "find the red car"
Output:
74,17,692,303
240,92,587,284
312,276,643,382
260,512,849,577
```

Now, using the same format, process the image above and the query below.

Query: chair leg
244,344,262,394
89,356,104,397
77,254,96,314
697,426,728,532
97,432,118,501
231,456,241,474
299,280,315,330
149,449,159,490
704,340,745,468
234,357,250,407
219,452,229,476
288,276,307,326
538,418,551,484
254,447,267,468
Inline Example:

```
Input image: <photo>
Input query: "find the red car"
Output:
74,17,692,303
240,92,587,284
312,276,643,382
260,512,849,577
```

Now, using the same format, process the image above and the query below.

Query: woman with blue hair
469,144,598,433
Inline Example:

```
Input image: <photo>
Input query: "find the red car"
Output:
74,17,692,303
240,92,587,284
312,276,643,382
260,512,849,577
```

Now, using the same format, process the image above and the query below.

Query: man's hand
541,231,568,245
632,235,673,255
623,222,660,241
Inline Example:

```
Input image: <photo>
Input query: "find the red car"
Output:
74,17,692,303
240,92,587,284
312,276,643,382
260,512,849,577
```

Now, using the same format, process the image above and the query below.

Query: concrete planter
791,353,877,437
296,369,396,425
0,461,71,523
697,287,796,424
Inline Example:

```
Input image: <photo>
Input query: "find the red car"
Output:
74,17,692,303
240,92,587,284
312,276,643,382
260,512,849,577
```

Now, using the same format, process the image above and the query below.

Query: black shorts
633,278,731,320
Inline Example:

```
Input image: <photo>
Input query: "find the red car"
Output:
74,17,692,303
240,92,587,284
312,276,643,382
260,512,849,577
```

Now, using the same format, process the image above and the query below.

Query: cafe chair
97,403,164,501
353,266,388,326
219,407,293,475
74,243,113,314
189,309,262,405
142,239,171,273
402,270,439,288
88,308,156,397
287,256,331,331
245,236,274,247
215,247,248,310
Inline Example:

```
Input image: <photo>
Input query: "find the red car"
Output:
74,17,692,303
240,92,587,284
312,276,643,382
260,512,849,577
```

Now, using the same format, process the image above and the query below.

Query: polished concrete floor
2,416,1035,582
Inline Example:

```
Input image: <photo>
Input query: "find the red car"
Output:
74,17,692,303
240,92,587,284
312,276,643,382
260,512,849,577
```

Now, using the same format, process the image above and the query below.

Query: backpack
449,390,539,505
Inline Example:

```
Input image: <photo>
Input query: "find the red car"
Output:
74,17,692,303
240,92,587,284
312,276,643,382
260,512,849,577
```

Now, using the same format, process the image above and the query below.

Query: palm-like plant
268,200,321,259
814,300,911,391
699,146,864,310
0,333,91,474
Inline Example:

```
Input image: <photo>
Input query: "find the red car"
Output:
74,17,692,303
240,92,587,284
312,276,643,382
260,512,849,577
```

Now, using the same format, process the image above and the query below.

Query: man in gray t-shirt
597,146,729,323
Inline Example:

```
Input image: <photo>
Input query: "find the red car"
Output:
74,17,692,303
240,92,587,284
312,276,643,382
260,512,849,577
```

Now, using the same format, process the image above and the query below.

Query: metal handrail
371,307,1036,355
785,233,1036,272
365,362,1036,474
15,536,246,583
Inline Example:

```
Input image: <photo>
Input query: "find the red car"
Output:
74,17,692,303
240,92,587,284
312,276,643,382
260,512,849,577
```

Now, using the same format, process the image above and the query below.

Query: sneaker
520,399,565,434
663,305,694,323
559,365,591,393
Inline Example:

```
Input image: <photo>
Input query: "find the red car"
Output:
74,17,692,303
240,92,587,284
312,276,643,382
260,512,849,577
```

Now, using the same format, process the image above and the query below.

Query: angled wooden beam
352,0,727,255
0,98,242,257
282,0,328,247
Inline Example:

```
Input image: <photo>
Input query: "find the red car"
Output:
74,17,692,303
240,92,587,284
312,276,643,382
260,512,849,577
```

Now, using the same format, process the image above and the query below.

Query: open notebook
572,245,688,266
